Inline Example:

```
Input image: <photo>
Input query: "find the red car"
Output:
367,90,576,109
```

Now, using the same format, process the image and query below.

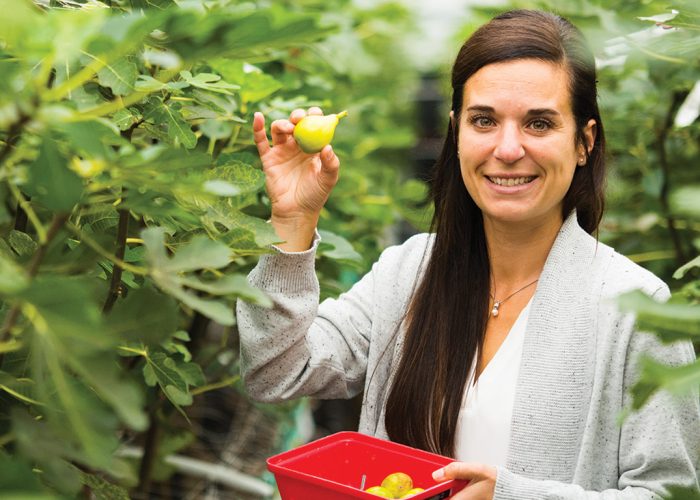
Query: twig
8,184,46,243
135,391,165,496
103,208,130,313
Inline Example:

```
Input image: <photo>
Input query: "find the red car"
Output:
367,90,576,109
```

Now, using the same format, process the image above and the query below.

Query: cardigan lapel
505,213,611,481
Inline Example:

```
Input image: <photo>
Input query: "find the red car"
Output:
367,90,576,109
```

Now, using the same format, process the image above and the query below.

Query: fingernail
432,468,444,480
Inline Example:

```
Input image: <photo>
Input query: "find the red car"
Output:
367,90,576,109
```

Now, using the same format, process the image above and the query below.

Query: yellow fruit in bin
381,472,413,498
400,487,426,498
365,485,393,498
293,110,348,153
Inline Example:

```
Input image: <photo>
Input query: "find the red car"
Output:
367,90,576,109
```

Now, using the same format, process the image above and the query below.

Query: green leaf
0,452,52,497
25,135,84,211
179,70,239,95
215,211,282,252
143,96,197,149
203,179,241,196
617,290,700,343
79,470,130,500
96,56,138,96
105,286,179,346
7,230,37,258
178,273,272,307
630,357,700,409
164,384,192,406
211,60,282,103
165,235,231,272
666,485,700,500
176,361,205,387
56,119,127,160
318,230,362,262
0,251,29,295
145,351,196,407
674,256,700,280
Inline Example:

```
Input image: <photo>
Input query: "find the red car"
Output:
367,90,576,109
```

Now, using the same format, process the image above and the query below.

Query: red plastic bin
267,431,468,500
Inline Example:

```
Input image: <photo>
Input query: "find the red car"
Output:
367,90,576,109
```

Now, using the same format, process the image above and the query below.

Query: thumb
319,145,340,185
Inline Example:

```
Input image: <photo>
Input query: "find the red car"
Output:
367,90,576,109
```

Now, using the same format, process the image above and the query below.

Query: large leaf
0,452,54,498
96,56,138,96
143,96,197,149
142,227,236,325
25,135,84,212
0,251,29,295
142,350,202,408
617,290,700,343
105,286,179,346
318,230,362,262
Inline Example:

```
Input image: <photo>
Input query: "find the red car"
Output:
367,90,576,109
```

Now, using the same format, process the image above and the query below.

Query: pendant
491,301,500,317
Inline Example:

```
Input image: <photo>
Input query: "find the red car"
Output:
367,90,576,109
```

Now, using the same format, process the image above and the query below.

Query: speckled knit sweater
236,213,700,499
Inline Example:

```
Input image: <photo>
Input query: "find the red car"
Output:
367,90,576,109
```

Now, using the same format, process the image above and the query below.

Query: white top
454,300,531,467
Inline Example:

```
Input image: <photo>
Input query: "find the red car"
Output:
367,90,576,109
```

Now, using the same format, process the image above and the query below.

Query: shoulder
375,232,434,273
552,217,668,301
594,239,669,301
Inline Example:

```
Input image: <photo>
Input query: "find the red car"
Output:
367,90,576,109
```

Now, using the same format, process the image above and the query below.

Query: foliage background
0,0,698,498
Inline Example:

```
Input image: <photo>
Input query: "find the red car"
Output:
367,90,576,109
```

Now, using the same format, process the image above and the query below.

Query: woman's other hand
253,107,341,251
432,462,496,500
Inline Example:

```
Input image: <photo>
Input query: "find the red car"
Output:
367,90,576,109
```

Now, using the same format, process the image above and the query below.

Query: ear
450,110,457,137
580,118,597,157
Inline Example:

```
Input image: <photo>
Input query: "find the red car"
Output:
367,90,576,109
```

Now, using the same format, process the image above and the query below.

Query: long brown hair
385,10,607,456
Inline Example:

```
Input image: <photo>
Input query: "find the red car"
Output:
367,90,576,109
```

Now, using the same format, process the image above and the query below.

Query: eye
469,115,495,129
528,118,553,132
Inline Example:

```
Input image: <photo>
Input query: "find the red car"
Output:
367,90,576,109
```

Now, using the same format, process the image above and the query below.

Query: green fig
381,472,413,498
400,487,425,498
365,486,393,498
293,110,348,153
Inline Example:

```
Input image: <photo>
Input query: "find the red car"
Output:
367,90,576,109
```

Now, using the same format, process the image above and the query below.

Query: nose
493,123,525,163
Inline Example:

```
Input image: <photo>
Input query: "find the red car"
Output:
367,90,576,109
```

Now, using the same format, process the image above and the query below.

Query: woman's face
454,58,596,232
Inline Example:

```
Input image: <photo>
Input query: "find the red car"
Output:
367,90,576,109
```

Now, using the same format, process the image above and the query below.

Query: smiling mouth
487,176,536,186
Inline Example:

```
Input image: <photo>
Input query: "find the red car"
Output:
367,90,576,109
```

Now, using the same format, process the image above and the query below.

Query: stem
42,55,110,102
135,392,164,496
0,214,70,366
103,208,130,313
190,375,240,396
657,90,689,267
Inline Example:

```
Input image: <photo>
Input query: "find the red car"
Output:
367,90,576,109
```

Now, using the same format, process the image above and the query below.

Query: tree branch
0,213,70,366
657,90,690,267
103,208,130,313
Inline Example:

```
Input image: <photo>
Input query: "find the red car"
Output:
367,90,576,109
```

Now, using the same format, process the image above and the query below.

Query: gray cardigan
237,214,700,499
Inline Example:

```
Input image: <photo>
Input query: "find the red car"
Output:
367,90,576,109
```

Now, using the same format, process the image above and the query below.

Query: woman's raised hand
253,107,341,251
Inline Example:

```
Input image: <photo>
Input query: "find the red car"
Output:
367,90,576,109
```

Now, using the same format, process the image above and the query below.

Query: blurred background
0,0,698,498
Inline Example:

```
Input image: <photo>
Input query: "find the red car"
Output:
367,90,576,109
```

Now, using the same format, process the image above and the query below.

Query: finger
433,462,493,482
253,112,270,157
308,106,323,116
319,145,340,185
290,108,306,124
270,119,295,146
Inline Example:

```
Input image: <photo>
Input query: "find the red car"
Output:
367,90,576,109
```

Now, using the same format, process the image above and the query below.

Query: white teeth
489,176,535,186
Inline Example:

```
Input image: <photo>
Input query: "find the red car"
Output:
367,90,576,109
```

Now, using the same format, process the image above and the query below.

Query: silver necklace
489,278,539,318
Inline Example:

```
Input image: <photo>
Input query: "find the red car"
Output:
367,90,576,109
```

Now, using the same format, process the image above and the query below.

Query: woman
237,9,699,499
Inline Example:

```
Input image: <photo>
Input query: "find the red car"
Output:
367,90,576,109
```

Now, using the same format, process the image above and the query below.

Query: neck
484,214,562,294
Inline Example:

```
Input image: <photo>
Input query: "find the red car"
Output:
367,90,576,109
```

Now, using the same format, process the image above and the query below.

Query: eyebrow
465,105,562,118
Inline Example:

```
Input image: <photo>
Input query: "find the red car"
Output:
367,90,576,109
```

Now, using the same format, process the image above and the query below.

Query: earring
577,156,585,165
